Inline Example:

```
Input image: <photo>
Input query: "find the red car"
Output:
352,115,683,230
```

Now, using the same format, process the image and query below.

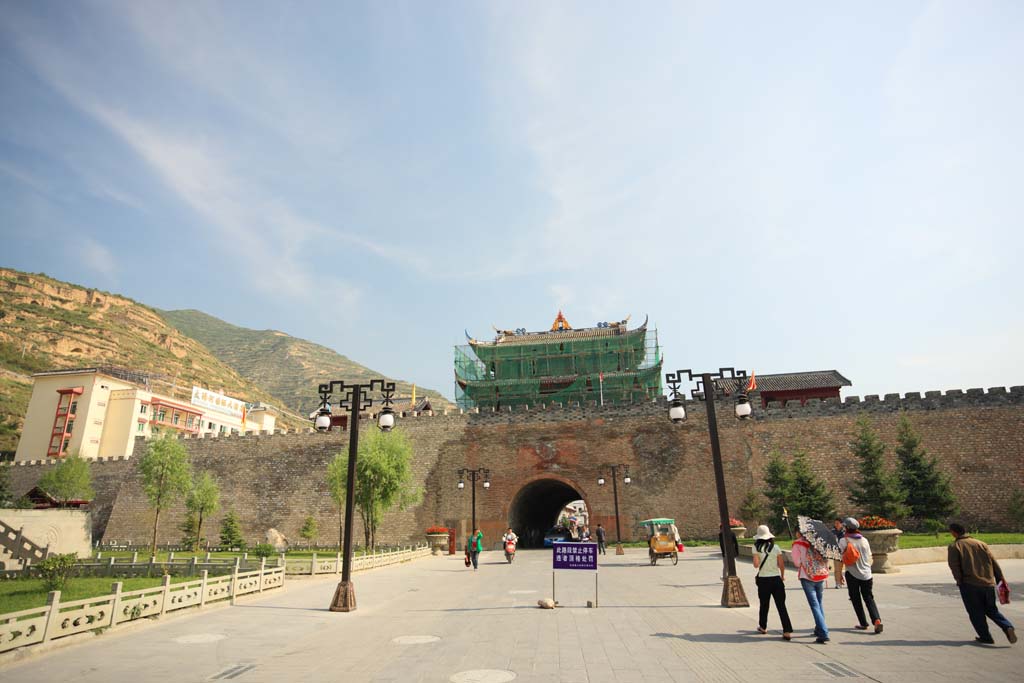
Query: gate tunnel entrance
508,478,588,548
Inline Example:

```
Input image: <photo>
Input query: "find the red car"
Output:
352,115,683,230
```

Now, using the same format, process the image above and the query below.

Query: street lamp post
597,464,631,555
666,368,751,608
314,379,396,612
456,467,490,534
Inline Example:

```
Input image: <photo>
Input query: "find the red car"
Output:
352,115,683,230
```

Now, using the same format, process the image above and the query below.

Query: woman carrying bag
752,525,794,641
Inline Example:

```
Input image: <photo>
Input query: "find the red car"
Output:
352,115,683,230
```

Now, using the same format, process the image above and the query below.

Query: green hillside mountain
158,309,451,417
0,268,311,450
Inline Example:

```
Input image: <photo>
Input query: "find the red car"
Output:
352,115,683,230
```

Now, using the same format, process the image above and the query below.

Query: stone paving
1,547,1021,682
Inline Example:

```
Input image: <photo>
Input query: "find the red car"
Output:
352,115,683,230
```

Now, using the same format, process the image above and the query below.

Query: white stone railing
282,544,430,576
0,562,284,654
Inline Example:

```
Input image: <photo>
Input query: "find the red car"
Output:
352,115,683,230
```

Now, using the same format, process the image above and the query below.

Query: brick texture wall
4,386,1021,547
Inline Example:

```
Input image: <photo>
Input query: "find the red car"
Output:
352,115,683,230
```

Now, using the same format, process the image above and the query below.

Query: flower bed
859,515,897,530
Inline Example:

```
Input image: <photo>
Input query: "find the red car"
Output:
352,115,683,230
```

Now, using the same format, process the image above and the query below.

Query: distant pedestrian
468,528,483,570
836,517,883,633
791,529,831,643
831,519,847,589
751,525,793,640
718,524,739,579
947,522,1016,645
596,524,607,554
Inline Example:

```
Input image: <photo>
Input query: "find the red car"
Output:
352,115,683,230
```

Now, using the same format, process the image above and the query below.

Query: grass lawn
0,576,194,613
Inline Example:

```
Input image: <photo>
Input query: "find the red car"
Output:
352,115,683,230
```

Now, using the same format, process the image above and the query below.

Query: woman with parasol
792,516,841,643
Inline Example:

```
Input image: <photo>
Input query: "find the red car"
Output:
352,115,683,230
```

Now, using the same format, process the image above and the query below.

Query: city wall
4,386,1022,548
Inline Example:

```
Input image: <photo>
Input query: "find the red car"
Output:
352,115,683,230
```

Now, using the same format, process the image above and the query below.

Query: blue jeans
800,579,829,640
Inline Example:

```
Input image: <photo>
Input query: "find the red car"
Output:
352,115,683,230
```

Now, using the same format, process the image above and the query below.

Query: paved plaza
2,547,1021,682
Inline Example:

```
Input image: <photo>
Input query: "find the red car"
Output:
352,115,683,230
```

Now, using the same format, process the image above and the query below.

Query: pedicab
639,518,680,566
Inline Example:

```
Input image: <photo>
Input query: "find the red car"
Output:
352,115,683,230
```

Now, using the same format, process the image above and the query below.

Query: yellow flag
411,384,416,407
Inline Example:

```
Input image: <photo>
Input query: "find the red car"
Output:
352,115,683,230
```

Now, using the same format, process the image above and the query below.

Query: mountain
157,309,452,417
0,268,311,449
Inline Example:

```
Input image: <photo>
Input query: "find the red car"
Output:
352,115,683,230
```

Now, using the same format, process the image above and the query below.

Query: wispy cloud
78,237,117,281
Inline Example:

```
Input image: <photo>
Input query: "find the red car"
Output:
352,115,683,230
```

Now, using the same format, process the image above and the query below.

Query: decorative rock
537,598,555,609
265,528,289,551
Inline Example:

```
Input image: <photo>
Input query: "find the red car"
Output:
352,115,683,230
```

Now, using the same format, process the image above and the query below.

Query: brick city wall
3,385,1022,547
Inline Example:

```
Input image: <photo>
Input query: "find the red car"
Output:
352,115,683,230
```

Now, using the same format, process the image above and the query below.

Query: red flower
425,526,449,534
859,515,896,530
728,518,744,528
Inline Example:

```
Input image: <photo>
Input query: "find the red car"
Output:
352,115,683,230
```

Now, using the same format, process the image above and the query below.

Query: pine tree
219,510,245,549
738,489,766,529
788,451,837,521
299,515,318,545
763,451,791,527
848,417,908,520
895,415,958,525
180,511,199,547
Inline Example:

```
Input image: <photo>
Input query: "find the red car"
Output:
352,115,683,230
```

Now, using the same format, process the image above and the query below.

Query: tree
180,511,199,547
138,435,192,555
763,450,791,528
788,451,837,521
738,489,766,529
300,515,318,545
185,471,220,551
895,415,958,525
331,428,423,550
848,417,908,520
219,510,245,549
1008,489,1024,532
38,453,94,505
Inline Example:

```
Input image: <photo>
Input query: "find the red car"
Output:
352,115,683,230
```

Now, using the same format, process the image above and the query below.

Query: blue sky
2,1,1022,402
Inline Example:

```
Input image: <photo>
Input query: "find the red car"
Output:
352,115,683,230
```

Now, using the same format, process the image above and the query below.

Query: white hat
753,525,774,540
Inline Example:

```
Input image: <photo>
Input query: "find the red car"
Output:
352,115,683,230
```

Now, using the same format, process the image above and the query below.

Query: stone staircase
0,518,50,571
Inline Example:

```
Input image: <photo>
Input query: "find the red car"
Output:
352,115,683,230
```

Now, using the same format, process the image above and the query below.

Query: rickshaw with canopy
639,518,680,565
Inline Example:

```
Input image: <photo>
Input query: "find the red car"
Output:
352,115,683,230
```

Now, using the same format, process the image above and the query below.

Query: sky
1,1,1022,403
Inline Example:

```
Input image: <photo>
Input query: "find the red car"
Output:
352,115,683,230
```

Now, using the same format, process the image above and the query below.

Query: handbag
997,580,1010,605
464,553,471,567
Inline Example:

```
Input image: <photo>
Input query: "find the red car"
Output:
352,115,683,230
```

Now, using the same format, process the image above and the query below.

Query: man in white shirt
837,517,883,634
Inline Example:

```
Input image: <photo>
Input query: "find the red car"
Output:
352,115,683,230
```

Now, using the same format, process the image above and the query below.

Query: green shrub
922,518,945,536
38,553,79,592
251,543,275,559
1009,489,1024,532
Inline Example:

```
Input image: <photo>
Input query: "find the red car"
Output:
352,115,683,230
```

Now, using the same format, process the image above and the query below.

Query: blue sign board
552,541,597,570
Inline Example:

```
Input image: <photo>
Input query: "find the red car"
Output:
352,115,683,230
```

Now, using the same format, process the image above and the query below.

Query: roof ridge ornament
551,310,572,331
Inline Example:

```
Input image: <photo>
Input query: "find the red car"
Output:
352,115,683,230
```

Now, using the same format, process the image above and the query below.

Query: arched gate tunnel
507,478,588,548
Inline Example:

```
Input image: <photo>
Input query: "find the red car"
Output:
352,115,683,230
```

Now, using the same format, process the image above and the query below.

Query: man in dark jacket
948,522,1016,645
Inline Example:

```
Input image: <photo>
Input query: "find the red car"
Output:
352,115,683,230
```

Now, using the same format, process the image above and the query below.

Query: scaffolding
455,318,662,410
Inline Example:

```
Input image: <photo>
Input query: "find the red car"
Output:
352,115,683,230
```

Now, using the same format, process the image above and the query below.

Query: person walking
791,529,831,643
947,522,1016,645
596,524,607,555
718,524,739,580
836,517,883,633
468,528,483,570
751,525,793,640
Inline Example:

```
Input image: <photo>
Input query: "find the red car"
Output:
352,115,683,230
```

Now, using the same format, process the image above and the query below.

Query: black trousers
845,571,881,627
756,576,793,632
959,583,1014,640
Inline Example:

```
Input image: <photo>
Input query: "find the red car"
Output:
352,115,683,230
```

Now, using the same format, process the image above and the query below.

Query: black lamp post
666,368,751,608
456,467,490,534
597,464,631,555
314,379,396,612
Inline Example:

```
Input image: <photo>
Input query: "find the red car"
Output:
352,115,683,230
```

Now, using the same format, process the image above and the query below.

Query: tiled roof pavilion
715,370,851,394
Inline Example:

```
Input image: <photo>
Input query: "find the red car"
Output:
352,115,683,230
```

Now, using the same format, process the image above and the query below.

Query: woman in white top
752,525,794,640
836,517,883,633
